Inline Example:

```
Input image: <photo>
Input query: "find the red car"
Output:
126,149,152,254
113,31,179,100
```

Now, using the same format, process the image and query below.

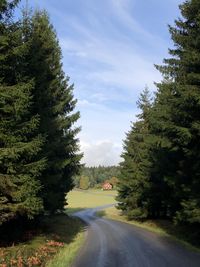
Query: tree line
0,1,81,225
117,0,200,226
74,166,120,189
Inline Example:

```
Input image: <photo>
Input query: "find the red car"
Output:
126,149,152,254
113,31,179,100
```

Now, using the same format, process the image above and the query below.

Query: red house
102,182,113,190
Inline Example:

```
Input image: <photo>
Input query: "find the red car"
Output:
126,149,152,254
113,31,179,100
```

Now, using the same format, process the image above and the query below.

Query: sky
17,0,183,166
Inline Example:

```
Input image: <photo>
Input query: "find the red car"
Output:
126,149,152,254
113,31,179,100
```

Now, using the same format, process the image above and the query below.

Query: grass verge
0,214,85,267
46,230,85,267
98,206,200,252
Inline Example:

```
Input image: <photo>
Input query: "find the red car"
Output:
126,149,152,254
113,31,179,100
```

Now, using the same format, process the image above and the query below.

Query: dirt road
72,205,200,267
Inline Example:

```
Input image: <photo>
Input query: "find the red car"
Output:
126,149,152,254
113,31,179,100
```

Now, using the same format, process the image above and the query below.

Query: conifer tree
117,88,152,219
26,11,82,213
153,0,200,223
0,0,19,20
0,1,45,224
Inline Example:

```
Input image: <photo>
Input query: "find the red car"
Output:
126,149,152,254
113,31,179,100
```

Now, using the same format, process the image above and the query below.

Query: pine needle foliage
118,0,200,226
0,3,45,224
25,11,82,213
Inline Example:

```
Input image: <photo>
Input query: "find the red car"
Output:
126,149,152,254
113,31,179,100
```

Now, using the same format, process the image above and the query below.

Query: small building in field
102,182,113,190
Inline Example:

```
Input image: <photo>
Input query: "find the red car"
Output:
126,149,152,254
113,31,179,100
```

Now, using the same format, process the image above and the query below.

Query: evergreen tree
0,0,19,20
25,11,82,213
117,88,152,219
0,2,45,224
153,0,200,223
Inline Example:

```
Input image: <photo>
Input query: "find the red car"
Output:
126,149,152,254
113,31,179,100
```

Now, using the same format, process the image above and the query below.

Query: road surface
72,205,200,267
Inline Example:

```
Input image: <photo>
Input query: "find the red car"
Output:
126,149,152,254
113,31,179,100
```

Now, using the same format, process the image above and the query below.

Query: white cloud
80,140,122,166
77,103,138,160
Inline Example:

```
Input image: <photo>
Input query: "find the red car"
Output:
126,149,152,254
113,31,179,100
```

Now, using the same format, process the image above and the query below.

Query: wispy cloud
18,0,182,166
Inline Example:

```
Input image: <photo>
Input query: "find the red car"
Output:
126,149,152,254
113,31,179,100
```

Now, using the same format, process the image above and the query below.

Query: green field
66,189,117,213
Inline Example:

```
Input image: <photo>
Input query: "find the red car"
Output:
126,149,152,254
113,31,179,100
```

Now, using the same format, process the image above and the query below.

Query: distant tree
73,175,81,188
79,176,90,190
74,166,120,188
108,177,118,188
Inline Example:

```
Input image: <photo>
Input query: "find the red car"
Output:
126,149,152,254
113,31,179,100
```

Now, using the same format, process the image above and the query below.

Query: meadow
66,189,117,213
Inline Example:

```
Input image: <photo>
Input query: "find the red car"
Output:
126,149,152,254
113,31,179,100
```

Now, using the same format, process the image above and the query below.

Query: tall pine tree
25,11,82,213
117,88,152,219
153,0,200,224
0,1,45,224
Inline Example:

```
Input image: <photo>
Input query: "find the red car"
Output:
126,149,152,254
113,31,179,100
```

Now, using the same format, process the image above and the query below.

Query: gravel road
72,205,200,267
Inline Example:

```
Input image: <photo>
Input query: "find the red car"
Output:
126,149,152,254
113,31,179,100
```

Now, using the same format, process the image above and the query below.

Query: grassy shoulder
97,206,200,252
46,230,84,267
0,214,85,267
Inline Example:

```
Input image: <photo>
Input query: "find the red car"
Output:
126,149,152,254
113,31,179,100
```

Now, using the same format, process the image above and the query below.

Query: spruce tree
0,2,45,224
0,0,19,20
153,0,200,223
26,11,82,213
117,88,152,219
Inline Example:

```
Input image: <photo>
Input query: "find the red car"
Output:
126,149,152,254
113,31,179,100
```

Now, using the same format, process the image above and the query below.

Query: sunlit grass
100,206,200,252
46,231,85,267
66,189,117,212
87,189,117,196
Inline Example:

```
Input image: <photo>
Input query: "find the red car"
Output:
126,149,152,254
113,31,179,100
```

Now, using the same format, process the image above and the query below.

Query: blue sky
18,0,182,166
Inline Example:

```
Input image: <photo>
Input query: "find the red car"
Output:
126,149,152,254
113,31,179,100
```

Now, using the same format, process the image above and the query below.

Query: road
72,205,200,267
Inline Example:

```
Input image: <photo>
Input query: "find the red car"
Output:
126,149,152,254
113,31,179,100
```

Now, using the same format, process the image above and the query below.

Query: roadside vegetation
0,188,116,267
0,215,84,267
97,206,200,251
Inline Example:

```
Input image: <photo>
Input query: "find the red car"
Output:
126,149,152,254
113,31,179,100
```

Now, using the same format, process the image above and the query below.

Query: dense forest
117,0,200,228
0,1,81,225
73,166,120,189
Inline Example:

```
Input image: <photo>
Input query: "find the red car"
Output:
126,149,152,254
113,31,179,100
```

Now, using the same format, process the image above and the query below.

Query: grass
46,231,85,267
86,189,117,196
0,214,85,267
98,206,200,252
66,189,117,212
